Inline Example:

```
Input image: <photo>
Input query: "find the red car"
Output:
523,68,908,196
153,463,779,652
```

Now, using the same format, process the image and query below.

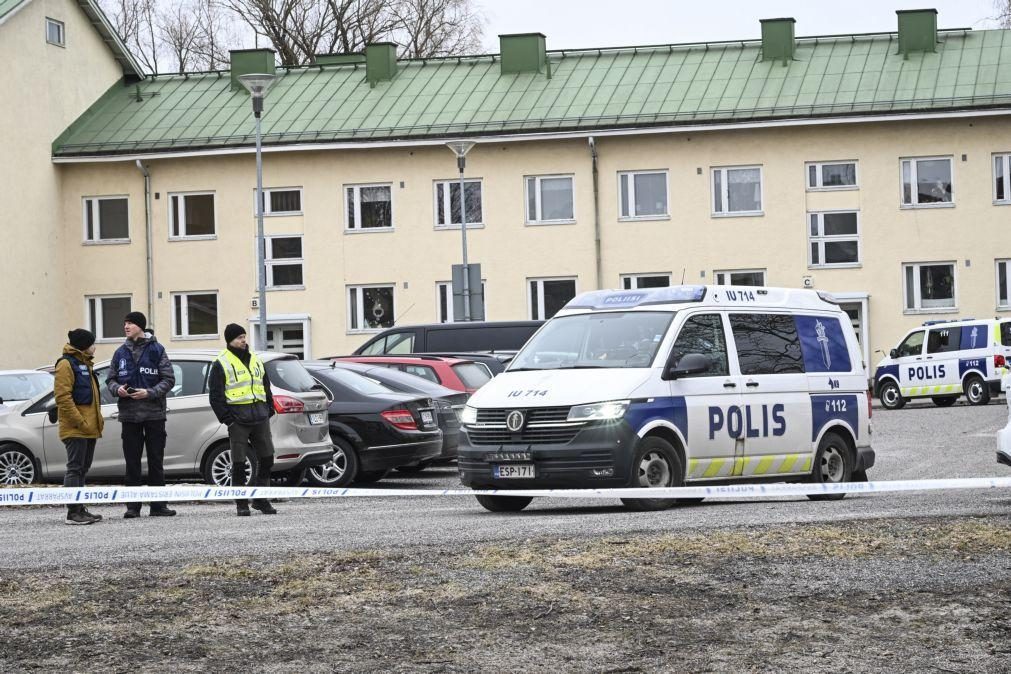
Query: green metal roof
54,28,1011,158
0,0,30,24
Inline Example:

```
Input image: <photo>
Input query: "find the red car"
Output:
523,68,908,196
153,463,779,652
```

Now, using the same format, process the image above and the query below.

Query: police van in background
873,318,1011,410
457,285,874,513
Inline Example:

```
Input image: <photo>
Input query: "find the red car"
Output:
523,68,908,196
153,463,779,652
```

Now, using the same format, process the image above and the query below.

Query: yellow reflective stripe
779,455,798,473
754,456,775,475
688,459,699,478
703,459,726,478
732,457,745,477
801,457,812,472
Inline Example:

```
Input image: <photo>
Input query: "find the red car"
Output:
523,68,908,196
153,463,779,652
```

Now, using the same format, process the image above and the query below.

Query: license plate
421,410,435,426
308,412,326,425
494,464,535,479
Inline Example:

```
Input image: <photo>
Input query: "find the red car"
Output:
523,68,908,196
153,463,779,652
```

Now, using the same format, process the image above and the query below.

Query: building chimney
760,18,796,65
229,49,276,92
897,9,938,57
365,43,398,86
499,33,549,76
314,53,366,66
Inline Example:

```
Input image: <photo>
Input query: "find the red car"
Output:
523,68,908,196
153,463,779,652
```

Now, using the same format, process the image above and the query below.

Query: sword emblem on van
815,320,832,369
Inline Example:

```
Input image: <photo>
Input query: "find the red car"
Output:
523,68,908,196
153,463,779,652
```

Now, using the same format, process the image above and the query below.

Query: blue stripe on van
626,397,688,438
810,394,859,443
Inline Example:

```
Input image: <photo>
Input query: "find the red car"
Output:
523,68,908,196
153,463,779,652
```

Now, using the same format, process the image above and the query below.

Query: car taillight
996,355,1006,370
866,390,872,420
273,395,305,414
381,409,418,431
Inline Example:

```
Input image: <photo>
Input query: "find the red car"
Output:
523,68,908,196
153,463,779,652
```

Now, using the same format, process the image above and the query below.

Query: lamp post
446,141,476,321
238,73,277,350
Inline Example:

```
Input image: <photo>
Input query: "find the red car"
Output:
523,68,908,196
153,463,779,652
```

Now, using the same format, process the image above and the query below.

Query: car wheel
808,432,853,501
620,436,682,512
931,396,958,407
306,437,358,488
271,468,306,487
475,494,533,512
0,444,37,485
354,469,390,484
964,375,990,406
879,381,905,410
202,444,256,487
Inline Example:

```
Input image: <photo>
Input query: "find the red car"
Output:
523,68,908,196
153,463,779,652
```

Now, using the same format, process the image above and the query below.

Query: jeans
122,419,167,510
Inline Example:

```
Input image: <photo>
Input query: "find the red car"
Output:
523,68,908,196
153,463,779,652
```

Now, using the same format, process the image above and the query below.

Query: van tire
879,381,905,410
475,494,534,512
621,436,682,512
931,396,957,407
807,432,852,501
964,375,990,406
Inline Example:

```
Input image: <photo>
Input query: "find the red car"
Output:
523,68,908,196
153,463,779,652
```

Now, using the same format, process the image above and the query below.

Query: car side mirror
667,353,710,380
48,408,58,424
889,348,899,359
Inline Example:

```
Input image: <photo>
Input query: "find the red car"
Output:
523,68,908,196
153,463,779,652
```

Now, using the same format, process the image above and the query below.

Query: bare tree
105,0,161,73
392,0,483,58
996,0,1011,28
159,1,202,71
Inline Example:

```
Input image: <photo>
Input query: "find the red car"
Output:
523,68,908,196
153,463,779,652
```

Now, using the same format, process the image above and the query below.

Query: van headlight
460,405,478,425
567,400,630,422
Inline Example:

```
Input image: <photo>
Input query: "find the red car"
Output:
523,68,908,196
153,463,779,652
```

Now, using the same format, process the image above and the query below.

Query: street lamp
446,140,476,321
239,73,277,351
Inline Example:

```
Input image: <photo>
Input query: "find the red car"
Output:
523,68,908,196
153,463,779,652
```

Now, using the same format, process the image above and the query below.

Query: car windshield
510,311,675,371
0,372,53,402
265,359,318,393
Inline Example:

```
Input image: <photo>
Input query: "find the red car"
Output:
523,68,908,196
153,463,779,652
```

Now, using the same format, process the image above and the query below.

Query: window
714,270,766,287
452,363,492,389
621,274,671,290
995,154,1011,204
998,260,1011,309
170,193,216,238
402,364,439,383
528,278,577,320
669,314,729,377
619,171,668,219
1001,322,1011,346
901,157,953,207
526,175,574,223
896,330,924,358
265,324,306,359
360,332,415,355
265,236,303,289
345,184,393,230
927,327,961,355
807,161,857,190
808,211,860,267
46,18,64,46
172,292,218,338
257,188,302,216
437,281,486,323
729,313,804,375
434,179,482,227
82,197,129,242
168,361,210,398
712,166,762,215
86,296,131,342
348,285,395,332
903,262,956,312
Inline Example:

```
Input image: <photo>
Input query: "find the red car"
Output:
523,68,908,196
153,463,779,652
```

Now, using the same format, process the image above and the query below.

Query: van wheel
202,444,257,486
964,375,990,406
0,444,37,485
931,396,957,407
475,494,534,512
879,381,905,410
306,437,357,488
807,432,852,501
621,436,682,512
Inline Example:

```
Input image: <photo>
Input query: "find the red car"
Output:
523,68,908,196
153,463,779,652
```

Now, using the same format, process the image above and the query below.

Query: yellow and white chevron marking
900,384,962,396
688,453,813,479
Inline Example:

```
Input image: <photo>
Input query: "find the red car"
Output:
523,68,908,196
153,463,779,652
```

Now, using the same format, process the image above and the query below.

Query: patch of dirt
2,516,1011,672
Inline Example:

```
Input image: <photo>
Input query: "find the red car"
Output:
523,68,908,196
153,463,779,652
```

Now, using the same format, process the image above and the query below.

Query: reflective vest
217,349,267,406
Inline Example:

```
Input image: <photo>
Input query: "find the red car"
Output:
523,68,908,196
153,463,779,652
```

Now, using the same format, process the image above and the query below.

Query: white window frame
902,262,957,314
253,187,303,216
805,160,858,191
524,174,576,225
711,165,764,217
169,191,217,240
996,260,1011,311
620,273,672,290
714,269,767,286
45,18,64,47
433,178,484,229
247,315,312,359
994,153,1011,205
527,277,578,321
436,280,487,323
807,210,861,269
347,284,395,334
617,170,670,220
170,291,219,340
265,235,304,290
900,156,955,208
82,195,130,244
85,295,132,343
344,183,394,232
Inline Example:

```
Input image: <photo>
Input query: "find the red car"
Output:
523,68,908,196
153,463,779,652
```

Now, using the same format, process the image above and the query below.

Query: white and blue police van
457,285,874,513
873,318,1011,410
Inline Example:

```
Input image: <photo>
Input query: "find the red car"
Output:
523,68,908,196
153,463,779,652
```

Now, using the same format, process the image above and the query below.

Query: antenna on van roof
680,268,686,284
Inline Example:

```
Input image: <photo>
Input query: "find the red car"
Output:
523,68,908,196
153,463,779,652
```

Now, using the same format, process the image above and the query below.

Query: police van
457,285,874,513
873,318,1011,410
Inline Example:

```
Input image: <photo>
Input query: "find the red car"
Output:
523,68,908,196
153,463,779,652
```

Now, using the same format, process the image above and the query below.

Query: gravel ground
2,401,1011,671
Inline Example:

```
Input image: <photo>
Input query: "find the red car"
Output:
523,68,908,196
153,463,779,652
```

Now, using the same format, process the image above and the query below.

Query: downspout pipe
135,160,154,330
588,136,602,289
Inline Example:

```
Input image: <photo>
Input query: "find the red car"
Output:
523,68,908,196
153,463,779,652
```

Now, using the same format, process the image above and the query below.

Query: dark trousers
63,438,96,513
122,420,167,510
228,421,275,505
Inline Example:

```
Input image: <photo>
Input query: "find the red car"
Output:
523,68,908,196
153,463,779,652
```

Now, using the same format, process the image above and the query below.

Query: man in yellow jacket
54,329,105,525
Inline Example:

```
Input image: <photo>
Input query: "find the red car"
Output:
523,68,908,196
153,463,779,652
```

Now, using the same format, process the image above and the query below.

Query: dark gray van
354,321,542,356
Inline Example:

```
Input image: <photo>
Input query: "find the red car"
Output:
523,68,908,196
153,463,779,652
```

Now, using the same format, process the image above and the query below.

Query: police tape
1,476,1011,506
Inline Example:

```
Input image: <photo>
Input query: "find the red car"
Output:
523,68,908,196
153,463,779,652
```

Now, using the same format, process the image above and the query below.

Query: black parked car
353,321,542,356
302,362,442,487
329,360,466,471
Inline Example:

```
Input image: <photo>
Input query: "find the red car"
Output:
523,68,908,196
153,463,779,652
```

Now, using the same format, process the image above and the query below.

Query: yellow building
3,6,1011,374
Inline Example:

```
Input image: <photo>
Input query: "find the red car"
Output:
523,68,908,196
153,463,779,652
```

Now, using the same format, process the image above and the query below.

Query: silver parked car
0,351,333,486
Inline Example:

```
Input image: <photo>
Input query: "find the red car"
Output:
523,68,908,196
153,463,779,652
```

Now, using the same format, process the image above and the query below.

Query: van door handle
723,381,737,388
745,381,760,388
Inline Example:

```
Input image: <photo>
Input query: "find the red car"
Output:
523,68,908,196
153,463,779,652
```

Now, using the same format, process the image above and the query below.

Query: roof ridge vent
760,17,796,65
897,8,938,57
499,33,550,77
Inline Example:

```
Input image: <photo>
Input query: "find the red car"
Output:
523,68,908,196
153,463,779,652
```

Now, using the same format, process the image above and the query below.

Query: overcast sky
478,0,1002,52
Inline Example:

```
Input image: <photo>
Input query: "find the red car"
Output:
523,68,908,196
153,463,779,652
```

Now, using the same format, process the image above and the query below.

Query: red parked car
331,355,492,394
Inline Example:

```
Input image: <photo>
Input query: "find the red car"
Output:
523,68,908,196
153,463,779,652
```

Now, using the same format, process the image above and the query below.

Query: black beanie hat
68,329,96,351
124,311,147,331
224,323,246,344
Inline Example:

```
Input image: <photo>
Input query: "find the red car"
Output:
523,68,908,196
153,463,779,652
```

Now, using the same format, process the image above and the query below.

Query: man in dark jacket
208,323,278,516
106,311,176,518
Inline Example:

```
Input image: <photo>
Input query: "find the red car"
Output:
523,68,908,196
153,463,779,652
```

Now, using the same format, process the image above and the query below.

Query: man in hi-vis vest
208,324,278,516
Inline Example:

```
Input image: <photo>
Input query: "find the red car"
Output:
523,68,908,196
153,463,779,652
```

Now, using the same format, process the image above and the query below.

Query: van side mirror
667,353,710,380
889,348,899,359
48,408,58,424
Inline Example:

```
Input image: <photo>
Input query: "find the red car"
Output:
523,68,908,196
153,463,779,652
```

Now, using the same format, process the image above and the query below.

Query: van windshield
510,311,674,371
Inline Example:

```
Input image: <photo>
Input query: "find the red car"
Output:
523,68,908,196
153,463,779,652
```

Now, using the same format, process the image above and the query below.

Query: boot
251,455,277,514
66,505,94,526
233,461,251,516
80,507,102,522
